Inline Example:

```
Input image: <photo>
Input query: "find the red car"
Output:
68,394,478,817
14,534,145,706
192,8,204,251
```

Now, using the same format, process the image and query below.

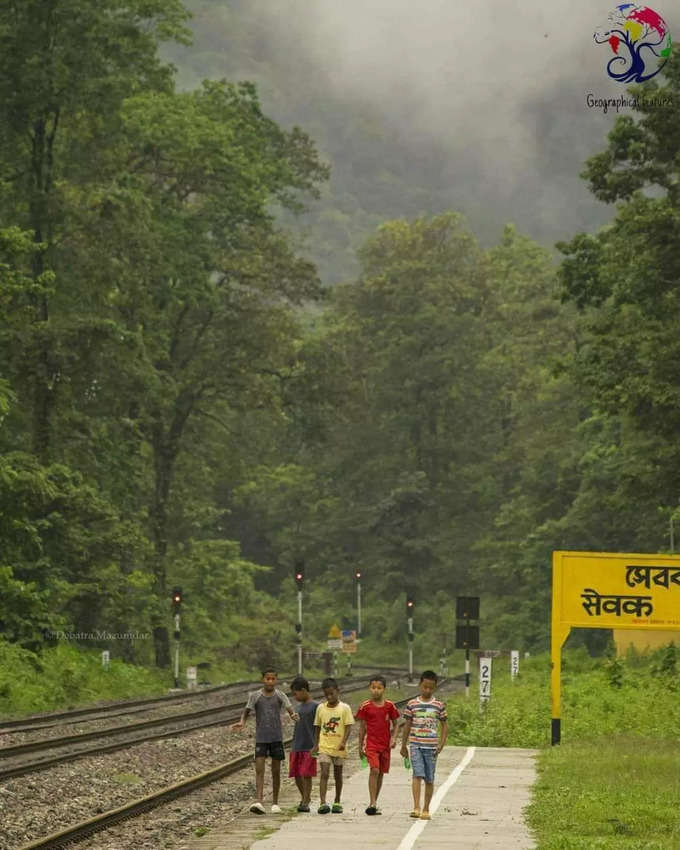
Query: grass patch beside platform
527,736,680,849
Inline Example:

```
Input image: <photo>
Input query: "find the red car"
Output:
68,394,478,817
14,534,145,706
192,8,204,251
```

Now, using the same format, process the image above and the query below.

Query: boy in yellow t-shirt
313,677,354,814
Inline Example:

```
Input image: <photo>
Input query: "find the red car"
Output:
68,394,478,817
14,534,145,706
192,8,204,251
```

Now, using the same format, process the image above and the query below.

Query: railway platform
186,746,537,850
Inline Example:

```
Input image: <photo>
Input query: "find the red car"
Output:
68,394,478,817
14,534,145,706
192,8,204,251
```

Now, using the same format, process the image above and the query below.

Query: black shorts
255,741,285,760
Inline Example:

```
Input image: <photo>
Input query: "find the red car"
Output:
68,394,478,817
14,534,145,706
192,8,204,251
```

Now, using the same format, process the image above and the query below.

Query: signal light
172,587,182,610
294,560,304,589
406,597,414,615
355,570,362,580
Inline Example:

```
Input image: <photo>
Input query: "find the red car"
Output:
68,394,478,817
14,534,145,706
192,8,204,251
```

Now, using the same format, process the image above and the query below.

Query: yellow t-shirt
314,700,354,757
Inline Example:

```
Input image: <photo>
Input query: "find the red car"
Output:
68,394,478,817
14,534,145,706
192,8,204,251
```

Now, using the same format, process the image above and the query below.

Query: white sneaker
271,804,282,814
250,802,265,814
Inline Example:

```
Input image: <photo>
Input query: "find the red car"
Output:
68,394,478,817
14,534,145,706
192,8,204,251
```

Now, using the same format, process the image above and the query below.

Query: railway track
0,668,407,735
0,675,378,783
15,676,461,850
0,675,304,734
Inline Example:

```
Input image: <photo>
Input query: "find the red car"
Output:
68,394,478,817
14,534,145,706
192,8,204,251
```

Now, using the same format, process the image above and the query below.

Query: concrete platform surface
192,746,537,850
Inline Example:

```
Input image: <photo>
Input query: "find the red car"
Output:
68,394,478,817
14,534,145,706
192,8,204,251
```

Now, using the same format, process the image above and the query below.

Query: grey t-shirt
292,699,319,752
246,688,292,743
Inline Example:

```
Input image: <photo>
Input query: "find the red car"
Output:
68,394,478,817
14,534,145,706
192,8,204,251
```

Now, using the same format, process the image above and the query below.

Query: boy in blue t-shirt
289,676,319,812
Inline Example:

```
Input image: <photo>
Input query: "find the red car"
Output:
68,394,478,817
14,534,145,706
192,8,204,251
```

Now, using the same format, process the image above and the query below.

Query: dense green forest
1,2,679,687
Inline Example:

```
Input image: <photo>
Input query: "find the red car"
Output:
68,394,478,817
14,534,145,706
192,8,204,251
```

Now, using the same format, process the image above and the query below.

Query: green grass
445,648,680,849
0,640,171,717
527,737,680,849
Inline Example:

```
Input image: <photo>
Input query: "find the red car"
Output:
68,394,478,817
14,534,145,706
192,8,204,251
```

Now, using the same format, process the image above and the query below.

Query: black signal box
456,596,479,621
455,624,479,650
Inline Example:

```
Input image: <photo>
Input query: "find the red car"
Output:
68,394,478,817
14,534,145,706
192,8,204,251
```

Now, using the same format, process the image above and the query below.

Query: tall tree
0,0,190,461
98,81,328,663
557,53,680,531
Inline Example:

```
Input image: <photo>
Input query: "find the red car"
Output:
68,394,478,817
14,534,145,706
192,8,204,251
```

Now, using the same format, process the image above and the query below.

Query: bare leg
376,772,384,802
412,776,422,811
333,764,343,803
303,776,312,805
271,758,281,804
368,768,379,807
294,775,305,802
254,757,266,802
422,780,434,814
319,762,330,804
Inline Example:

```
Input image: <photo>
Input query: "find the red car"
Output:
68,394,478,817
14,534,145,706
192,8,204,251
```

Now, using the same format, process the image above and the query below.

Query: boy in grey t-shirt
232,668,299,814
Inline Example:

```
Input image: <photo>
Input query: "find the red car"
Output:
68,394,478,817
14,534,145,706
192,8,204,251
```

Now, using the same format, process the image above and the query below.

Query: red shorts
289,750,317,778
365,746,391,773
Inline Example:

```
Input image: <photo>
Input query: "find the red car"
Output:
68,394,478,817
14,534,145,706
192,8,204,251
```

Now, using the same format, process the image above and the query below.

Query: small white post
510,650,519,680
479,656,492,710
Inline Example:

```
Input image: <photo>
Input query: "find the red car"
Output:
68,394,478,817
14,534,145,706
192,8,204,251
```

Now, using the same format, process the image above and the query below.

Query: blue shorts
409,745,437,783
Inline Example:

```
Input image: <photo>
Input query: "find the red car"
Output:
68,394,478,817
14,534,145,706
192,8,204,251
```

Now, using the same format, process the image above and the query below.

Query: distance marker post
511,649,519,680
479,655,492,711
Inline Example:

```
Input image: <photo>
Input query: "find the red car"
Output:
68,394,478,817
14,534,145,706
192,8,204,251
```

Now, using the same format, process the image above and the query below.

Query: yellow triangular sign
328,624,342,638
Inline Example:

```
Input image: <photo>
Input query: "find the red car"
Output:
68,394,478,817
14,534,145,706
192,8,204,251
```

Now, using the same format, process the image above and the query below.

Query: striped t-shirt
403,696,447,748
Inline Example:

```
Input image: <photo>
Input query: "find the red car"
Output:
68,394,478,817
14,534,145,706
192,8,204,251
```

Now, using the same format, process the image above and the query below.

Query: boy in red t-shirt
355,675,400,815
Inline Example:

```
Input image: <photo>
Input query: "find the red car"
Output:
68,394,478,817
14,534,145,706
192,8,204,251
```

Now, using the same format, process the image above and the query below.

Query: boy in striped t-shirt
400,670,448,820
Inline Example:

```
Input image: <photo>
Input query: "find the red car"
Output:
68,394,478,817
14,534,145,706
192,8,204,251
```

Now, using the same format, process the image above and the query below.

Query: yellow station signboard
551,550,680,744
555,550,680,631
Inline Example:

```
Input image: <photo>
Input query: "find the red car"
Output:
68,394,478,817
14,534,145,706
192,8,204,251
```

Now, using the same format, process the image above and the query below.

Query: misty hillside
165,0,622,283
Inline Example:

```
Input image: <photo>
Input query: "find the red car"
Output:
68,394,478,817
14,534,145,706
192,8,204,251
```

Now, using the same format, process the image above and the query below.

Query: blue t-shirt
292,699,319,751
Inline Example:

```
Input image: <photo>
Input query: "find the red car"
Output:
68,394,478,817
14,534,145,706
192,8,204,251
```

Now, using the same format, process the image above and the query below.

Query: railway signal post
172,587,182,688
355,569,362,636
294,560,304,675
406,596,415,681
456,596,480,698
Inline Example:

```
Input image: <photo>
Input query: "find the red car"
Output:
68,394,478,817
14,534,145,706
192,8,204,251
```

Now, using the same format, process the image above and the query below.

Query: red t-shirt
355,699,400,751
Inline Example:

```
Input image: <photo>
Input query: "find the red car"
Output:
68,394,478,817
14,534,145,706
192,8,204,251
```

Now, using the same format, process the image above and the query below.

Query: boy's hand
230,721,245,732
437,742,445,754
400,745,408,758
337,741,346,751
359,747,366,759
290,711,300,722
310,750,319,758
390,737,397,749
